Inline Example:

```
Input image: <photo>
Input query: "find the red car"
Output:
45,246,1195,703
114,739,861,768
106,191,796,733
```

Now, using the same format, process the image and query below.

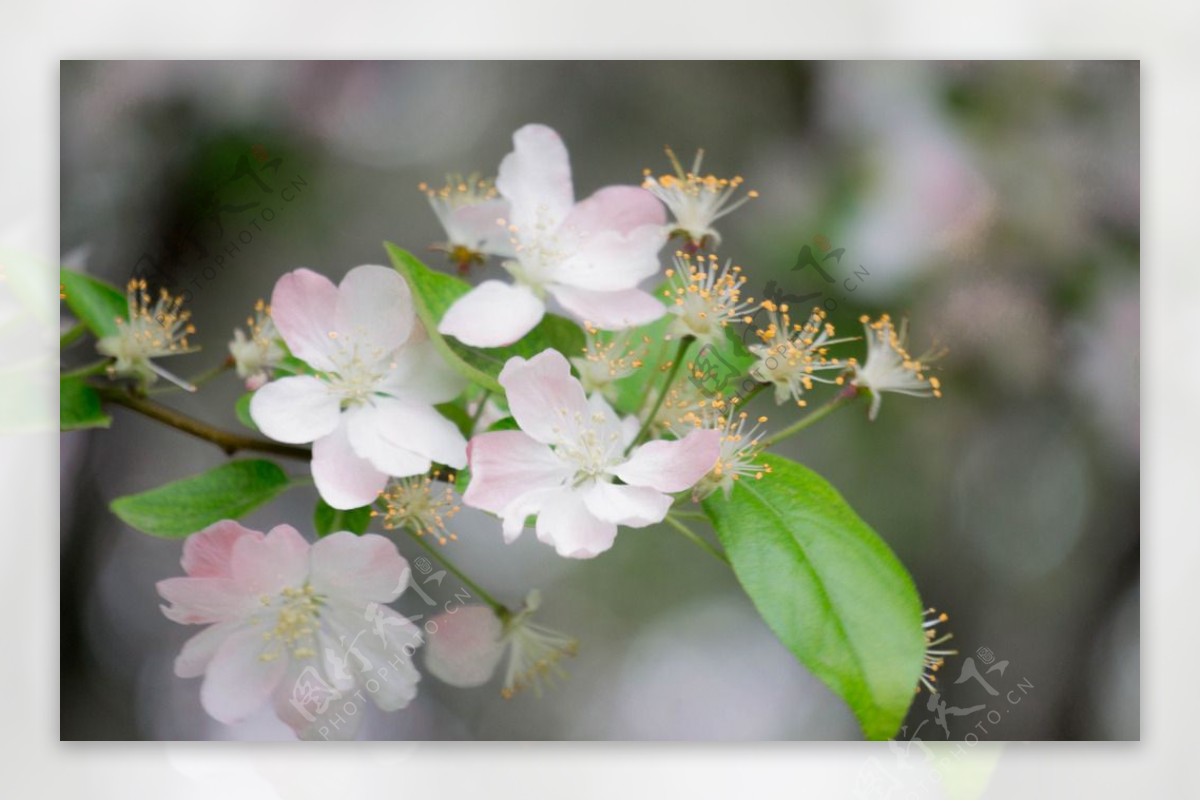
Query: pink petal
174,620,243,678
614,428,722,493
547,284,665,330
269,268,340,372
423,606,505,688
157,577,251,625
249,375,341,445
379,336,467,406
437,280,546,348
462,430,570,516
312,422,390,510
497,349,590,445
181,520,263,578
230,523,311,596
500,486,564,544
200,625,288,725
334,264,415,354
348,397,466,472
554,224,667,291
582,481,673,528
496,123,575,235
309,532,411,607
535,488,619,559
562,185,666,237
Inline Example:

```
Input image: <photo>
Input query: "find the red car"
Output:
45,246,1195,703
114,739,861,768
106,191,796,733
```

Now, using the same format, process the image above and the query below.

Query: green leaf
314,499,374,537
111,459,292,538
485,416,519,432
60,376,111,431
234,392,258,432
386,243,585,395
702,454,925,740
60,268,127,339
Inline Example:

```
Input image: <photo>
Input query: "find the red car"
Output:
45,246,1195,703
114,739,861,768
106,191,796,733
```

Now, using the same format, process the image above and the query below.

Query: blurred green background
59,61,1138,740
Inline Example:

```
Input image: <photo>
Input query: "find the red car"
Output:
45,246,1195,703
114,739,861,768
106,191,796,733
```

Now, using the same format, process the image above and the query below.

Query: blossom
97,279,197,390
848,314,943,421
918,608,957,694
423,591,578,698
419,173,510,274
438,124,668,348
379,475,461,545
662,252,759,346
748,302,854,406
669,398,771,500
157,520,423,740
641,148,757,248
250,264,468,509
462,349,721,558
228,299,285,390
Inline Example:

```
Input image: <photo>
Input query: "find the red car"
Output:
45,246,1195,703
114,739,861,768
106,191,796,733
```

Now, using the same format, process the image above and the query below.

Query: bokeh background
59,61,1139,741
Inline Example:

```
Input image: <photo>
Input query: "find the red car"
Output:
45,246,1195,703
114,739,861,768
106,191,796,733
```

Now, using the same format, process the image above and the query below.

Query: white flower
423,591,578,698
438,124,668,348
228,299,285,390
662,251,760,346
641,148,757,247
462,349,721,558
250,264,468,509
97,279,197,390
748,302,854,406
848,314,943,421
419,173,510,273
157,521,423,740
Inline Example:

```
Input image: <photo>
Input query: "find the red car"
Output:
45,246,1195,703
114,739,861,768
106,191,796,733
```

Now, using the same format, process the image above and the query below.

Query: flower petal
447,199,513,256
582,481,673,528
614,428,722,493
312,422,391,510
352,396,467,471
157,577,251,625
269,268,340,372
462,430,570,516
273,659,361,741
437,280,546,348
554,224,667,291
535,488,619,559
230,523,311,596
249,375,341,445
496,123,574,235
562,185,666,237
335,264,415,354
324,605,423,712
174,620,243,679
309,532,411,607
547,284,665,330
497,349,589,445
423,606,505,688
200,624,287,725
379,333,467,406
181,520,263,578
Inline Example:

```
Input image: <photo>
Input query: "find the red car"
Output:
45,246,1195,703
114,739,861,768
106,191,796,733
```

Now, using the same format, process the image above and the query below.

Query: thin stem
469,389,492,434
95,386,312,460
60,322,86,348
148,357,234,396
626,335,693,454
760,392,857,449
401,528,508,615
61,359,110,379
664,513,729,565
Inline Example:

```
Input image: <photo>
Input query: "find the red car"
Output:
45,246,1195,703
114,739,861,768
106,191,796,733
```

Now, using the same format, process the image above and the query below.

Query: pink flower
250,264,468,509
462,349,721,558
157,521,422,740
438,124,668,348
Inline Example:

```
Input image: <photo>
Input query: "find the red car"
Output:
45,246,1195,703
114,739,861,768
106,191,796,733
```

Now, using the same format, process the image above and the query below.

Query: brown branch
95,386,313,461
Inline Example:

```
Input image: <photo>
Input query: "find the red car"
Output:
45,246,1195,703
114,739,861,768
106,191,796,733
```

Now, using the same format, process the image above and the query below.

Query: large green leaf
60,268,127,339
386,244,585,395
111,459,292,538
314,499,373,537
60,376,111,431
702,454,925,740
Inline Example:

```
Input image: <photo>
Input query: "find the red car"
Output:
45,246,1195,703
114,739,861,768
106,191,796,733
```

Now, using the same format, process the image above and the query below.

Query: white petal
347,397,465,471
379,335,466,406
497,349,589,446
309,532,411,607
249,375,341,444
199,624,286,725
335,264,415,353
423,606,505,688
582,481,673,528
311,422,390,510
547,284,665,330
614,429,722,493
496,123,574,234
324,605,423,712
462,430,570,516
535,488,619,559
438,280,546,348
269,268,340,372
554,224,667,291
174,620,243,679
